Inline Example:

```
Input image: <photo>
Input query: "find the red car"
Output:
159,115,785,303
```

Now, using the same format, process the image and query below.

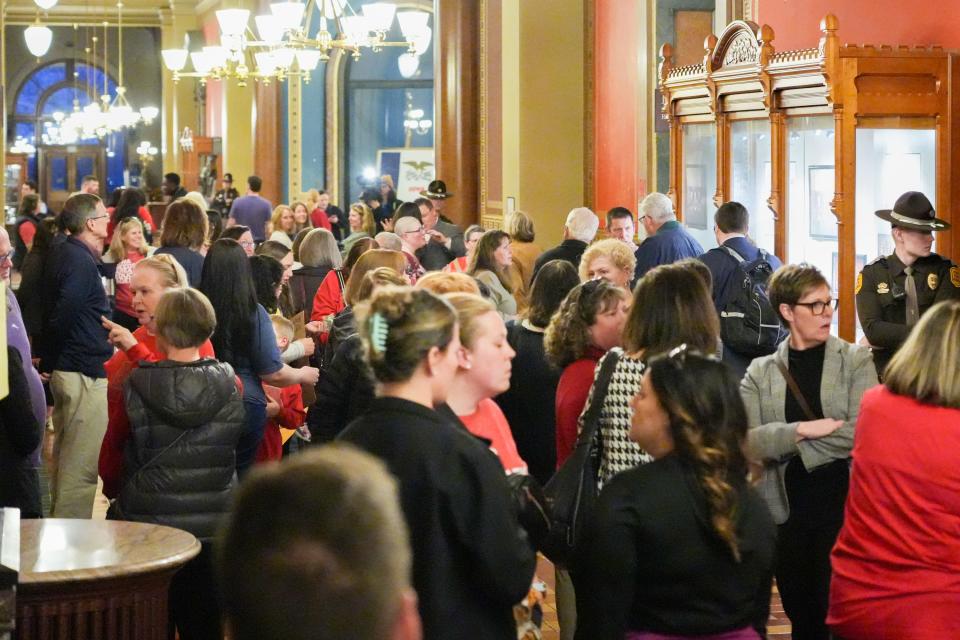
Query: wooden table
16,519,200,640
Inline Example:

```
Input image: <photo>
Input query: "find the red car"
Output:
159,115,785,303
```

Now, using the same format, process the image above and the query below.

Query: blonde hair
507,210,535,243
350,202,377,238
445,293,497,349
183,191,208,212
415,272,481,296
135,254,190,289
270,314,296,343
291,201,313,232
269,205,294,235
356,267,407,304
578,238,637,282
344,250,407,306
885,300,960,407
355,286,457,383
154,288,217,349
108,217,148,262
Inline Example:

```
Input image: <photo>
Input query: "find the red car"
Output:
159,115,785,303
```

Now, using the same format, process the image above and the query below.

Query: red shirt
828,386,960,639
310,208,332,231
113,251,147,317
555,347,605,467
255,384,305,463
459,398,528,475
443,256,470,273
99,327,216,498
311,269,347,343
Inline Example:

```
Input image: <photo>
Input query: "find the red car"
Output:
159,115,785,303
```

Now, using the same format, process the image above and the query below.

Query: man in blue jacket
38,193,112,518
699,201,783,377
634,192,704,280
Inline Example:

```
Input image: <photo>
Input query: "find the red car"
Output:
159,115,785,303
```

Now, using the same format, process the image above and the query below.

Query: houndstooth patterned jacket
579,348,654,486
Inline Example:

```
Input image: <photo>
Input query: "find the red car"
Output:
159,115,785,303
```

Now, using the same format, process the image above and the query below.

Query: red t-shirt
555,347,605,468
99,327,216,498
459,398,528,475
310,208,332,231
311,269,347,343
255,384,305,463
828,385,960,639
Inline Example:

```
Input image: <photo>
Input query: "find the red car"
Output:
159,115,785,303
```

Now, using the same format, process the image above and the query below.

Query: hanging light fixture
24,22,53,57
34,0,58,9
161,0,432,86
104,1,159,131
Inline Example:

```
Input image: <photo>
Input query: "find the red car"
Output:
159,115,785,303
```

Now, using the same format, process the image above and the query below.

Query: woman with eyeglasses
741,263,876,640
575,348,776,640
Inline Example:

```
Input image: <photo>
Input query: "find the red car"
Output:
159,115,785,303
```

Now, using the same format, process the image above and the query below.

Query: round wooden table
17,519,200,640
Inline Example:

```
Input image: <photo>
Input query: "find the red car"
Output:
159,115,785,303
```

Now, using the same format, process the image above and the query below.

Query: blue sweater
634,221,705,280
38,235,112,378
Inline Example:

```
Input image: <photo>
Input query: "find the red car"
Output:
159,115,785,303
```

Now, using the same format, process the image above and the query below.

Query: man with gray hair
533,206,599,277
375,231,403,252
37,192,112,518
634,192,704,280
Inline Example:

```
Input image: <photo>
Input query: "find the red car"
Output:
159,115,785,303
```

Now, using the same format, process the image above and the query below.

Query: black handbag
540,350,621,567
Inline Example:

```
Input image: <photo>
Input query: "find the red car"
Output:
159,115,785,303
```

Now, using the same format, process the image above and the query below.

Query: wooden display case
659,15,960,341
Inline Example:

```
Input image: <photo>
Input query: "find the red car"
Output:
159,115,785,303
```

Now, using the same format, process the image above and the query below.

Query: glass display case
682,123,717,250
659,16,960,340
730,120,773,253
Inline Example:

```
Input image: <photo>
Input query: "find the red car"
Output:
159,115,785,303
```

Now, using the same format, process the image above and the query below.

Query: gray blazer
740,334,877,524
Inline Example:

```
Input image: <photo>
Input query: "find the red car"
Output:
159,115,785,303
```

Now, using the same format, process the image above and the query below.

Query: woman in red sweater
544,279,630,467
828,300,960,639
310,237,377,341
98,255,215,497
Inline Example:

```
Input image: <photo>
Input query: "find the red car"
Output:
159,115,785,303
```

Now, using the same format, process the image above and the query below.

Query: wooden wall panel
254,82,282,207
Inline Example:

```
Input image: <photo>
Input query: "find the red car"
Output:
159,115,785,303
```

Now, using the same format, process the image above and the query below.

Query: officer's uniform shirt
855,251,960,373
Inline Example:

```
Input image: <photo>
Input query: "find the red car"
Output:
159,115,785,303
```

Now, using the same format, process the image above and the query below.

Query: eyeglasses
402,227,424,235
0,250,15,264
792,298,837,316
90,214,110,221
240,240,256,248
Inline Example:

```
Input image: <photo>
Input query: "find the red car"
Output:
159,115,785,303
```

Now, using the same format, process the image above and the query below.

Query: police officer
856,191,960,376
211,172,240,218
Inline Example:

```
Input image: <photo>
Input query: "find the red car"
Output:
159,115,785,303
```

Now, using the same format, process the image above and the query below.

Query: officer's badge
877,282,890,294
928,273,938,290
951,266,960,288
855,272,863,294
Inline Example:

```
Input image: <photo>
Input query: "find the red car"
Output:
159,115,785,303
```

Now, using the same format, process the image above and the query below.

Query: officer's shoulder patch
855,272,863,294
951,266,960,288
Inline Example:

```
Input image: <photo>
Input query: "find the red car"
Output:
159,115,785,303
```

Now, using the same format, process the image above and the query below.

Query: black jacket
13,214,40,271
16,249,47,339
308,334,374,442
289,265,332,317
533,239,588,278
574,454,776,639
116,359,245,543
0,348,43,518
339,397,536,640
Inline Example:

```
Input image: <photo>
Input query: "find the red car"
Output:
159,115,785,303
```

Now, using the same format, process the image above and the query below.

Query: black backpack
719,246,787,357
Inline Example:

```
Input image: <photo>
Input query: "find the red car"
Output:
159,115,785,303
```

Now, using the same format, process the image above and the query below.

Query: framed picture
878,233,894,258
809,165,836,239
376,147,435,202
684,163,708,230
832,252,867,293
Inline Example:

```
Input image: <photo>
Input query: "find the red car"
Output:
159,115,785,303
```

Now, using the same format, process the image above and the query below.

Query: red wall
757,0,960,51
593,0,644,223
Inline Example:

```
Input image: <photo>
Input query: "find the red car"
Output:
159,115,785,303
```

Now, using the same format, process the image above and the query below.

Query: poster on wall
378,148,436,202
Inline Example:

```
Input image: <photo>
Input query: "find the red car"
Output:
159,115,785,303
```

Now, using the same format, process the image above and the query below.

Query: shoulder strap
575,350,621,446
722,245,748,264
774,357,818,421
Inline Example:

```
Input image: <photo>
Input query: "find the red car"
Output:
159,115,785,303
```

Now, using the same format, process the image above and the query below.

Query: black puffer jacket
117,359,245,542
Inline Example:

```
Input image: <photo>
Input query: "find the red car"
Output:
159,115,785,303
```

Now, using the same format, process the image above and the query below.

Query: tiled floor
536,555,792,640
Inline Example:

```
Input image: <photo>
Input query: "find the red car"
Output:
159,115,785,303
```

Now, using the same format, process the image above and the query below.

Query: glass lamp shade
396,11,429,38
33,0,58,9
362,3,397,32
254,50,278,74
203,46,230,69
295,49,322,71
397,53,419,78
340,15,370,45
273,47,296,69
270,2,306,31
319,0,346,18
24,24,53,57
190,51,215,75
161,48,189,71
140,106,160,122
255,15,285,44
412,26,432,56
216,9,250,37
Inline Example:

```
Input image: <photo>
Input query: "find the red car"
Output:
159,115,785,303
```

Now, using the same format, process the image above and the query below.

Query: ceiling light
216,9,250,38
34,0,58,9
161,48,189,71
24,24,53,57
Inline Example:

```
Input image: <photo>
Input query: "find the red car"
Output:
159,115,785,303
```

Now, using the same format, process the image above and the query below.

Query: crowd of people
1,171,959,640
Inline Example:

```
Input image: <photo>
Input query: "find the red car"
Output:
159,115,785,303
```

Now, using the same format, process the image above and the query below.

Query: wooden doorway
40,146,105,213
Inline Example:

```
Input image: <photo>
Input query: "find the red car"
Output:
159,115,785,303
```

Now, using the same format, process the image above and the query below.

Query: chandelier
161,1,432,86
